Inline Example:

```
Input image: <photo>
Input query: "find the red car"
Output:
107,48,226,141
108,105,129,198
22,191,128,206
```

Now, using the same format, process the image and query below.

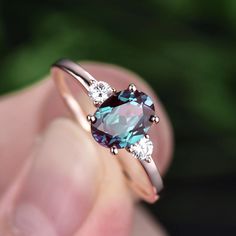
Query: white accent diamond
129,136,153,161
88,81,113,104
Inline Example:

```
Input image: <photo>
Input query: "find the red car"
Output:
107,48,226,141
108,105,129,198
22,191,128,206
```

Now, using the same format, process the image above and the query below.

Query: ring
51,59,163,203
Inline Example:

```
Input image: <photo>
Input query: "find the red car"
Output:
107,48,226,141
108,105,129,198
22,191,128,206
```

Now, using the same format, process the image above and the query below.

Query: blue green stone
91,89,155,149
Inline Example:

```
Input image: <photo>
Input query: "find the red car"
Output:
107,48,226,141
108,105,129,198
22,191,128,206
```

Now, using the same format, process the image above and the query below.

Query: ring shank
51,59,163,203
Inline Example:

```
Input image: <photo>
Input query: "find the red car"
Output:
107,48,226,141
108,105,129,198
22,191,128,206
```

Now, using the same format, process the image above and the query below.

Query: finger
131,206,168,236
1,118,133,236
0,62,173,196
0,80,54,197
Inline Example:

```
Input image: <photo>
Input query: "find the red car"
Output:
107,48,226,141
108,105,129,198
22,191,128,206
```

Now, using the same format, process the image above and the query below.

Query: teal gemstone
91,89,155,149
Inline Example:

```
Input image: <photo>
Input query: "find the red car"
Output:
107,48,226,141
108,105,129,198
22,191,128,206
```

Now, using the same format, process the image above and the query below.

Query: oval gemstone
91,89,155,149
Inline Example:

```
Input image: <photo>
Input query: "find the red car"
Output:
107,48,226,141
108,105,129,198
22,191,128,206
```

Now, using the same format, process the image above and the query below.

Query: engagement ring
51,59,163,203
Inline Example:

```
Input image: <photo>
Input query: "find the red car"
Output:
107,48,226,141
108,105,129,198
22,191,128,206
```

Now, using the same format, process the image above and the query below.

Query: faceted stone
129,136,153,160
88,81,113,104
91,89,155,148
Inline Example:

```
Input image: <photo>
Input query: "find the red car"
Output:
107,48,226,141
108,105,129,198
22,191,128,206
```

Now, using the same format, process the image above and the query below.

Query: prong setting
145,156,152,163
128,83,137,93
126,146,132,153
89,79,96,85
93,100,100,107
87,114,96,123
90,84,155,154
110,146,119,155
150,115,160,124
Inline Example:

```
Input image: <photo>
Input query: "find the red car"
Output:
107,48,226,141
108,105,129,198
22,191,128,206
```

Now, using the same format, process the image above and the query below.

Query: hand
0,63,173,236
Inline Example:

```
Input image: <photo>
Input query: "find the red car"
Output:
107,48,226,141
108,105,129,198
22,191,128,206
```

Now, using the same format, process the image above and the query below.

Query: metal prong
89,79,96,85
87,114,96,123
112,88,117,93
93,101,100,107
145,156,152,163
145,134,150,139
150,115,160,124
110,146,118,155
126,146,132,153
128,83,137,92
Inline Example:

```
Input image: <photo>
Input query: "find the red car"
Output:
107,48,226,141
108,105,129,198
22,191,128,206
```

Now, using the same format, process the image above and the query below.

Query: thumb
12,118,102,235
3,118,133,236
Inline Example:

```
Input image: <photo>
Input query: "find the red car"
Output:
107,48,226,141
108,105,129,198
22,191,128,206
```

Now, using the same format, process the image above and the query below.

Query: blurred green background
1,0,236,235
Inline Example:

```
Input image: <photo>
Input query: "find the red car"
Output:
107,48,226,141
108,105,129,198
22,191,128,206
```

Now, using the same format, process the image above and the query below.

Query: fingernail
12,118,101,236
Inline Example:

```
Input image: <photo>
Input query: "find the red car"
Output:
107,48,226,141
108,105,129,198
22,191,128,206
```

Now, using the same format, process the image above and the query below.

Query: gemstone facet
88,81,113,104
91,89,155,149
129,136,153,161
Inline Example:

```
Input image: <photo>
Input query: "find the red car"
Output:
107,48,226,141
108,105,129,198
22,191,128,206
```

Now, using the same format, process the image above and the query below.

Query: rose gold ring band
51,59,163,203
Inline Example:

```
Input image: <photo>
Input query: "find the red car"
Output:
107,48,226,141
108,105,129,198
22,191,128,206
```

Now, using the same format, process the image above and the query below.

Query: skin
0,63,173,236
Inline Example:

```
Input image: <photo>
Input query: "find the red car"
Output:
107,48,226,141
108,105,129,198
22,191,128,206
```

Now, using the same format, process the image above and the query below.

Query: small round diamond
129,136,153,160
88,81,113,104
